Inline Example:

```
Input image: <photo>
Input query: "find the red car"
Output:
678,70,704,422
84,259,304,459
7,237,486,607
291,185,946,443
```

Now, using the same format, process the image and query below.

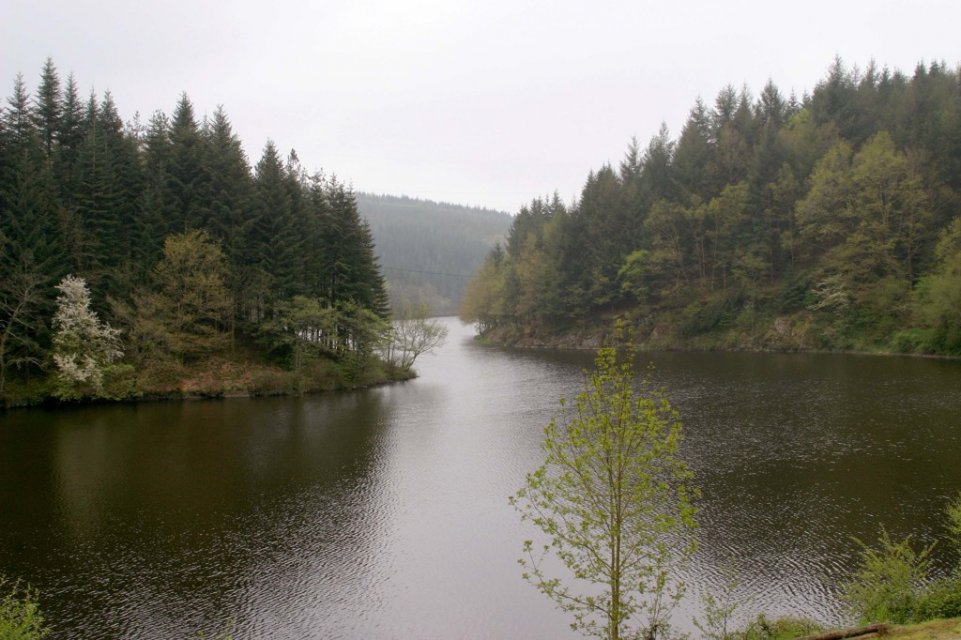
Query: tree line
0,59,392,402
462,58,961,355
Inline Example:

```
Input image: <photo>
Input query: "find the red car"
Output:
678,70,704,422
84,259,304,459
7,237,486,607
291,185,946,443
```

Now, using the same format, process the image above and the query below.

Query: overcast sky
3,0,960,213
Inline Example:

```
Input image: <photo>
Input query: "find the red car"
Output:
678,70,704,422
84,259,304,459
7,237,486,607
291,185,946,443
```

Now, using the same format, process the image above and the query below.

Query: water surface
2,318,960,638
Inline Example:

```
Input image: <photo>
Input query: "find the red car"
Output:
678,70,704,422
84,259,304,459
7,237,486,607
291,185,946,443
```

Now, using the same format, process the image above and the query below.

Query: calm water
2,318,961,639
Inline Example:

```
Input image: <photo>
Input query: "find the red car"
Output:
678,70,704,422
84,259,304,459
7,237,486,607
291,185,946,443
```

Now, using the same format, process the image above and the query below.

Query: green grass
886,617,961,639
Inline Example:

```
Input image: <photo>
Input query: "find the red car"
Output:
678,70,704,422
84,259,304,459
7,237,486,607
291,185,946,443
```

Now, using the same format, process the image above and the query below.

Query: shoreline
1,361,416,411
473,323,961,362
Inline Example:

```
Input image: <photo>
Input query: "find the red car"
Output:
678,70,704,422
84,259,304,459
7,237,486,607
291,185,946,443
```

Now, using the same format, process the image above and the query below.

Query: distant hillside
356,193,512,315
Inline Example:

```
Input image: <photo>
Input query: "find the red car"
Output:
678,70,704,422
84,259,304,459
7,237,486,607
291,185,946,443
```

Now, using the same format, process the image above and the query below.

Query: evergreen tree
249,140,295,318
202,106,255,323
673,99,714,201
131,111,175,275
72,109,127,292
32,58,61,160
167,93,209,233
0,60,407,398
203,106,253,250
323,178,389,317
0,75,65,383
55,74,85,194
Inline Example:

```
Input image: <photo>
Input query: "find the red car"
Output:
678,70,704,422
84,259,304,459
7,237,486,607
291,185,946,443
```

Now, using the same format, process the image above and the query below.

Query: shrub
0,578,48,640
738,614,821,640
247,369,293,396
842,529,934,624
914,576,961,621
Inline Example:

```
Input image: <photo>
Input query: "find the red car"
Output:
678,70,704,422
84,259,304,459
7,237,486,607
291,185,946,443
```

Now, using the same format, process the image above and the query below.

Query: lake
2,318,960,638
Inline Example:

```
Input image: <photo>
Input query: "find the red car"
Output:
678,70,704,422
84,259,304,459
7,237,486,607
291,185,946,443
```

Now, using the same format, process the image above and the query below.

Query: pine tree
55,74,86,194
202,106,255,326
95,92,142,270
0,75,66,384
130,111,175,276
32,58,61,160
72,108,127,291
167,93,210,233
203,106,253,250
249,140,295,319
673,98,715,201
322,178,389,317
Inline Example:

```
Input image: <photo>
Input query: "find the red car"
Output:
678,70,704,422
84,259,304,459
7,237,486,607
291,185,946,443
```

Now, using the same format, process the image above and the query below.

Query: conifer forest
462,59,961,356
0,60,397,405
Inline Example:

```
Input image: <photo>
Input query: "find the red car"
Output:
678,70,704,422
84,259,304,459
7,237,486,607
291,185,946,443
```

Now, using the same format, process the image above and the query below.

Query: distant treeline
357,193,512,315
463,59,961,355
0,59,389,400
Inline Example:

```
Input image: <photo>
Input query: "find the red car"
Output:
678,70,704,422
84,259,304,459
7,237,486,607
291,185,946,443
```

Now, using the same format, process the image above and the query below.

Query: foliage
912,577,961,622
0,578,48,640
50,275,123,399
733,615,821,640
947,493,961,555
844,496,961,627
258,295,340,366
843,528,934,624
462,59,961,355
0,255,47,398
0,60,393,403
693,567,742,640
913,219,961,353
511,346,697,640
844,495,961,624
123,230,231,364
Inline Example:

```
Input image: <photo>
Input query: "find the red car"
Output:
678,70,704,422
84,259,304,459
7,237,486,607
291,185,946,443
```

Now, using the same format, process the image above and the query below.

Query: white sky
3,0,960,213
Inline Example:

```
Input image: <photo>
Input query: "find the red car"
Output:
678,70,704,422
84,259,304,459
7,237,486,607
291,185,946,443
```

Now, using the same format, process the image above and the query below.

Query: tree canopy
462,59,961,355
0,59,394,403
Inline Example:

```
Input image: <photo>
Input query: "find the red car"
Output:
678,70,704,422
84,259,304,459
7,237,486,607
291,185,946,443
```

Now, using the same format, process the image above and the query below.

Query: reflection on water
1,319,961,638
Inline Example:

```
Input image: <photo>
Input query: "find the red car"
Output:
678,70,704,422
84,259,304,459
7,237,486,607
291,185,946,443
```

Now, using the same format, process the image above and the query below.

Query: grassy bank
1,352,415,409
881,617,961,639
478,306,961,360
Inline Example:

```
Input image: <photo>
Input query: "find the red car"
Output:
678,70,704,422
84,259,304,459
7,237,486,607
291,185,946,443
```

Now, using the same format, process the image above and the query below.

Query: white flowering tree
51,275,124,399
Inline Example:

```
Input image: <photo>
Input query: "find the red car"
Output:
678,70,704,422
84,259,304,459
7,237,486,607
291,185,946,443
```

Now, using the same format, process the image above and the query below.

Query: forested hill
0,60,396,405
356,193,512,315
461,59,961,356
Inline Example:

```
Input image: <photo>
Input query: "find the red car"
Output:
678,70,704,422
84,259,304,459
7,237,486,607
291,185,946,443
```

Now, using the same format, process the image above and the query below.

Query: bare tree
382,301,448,371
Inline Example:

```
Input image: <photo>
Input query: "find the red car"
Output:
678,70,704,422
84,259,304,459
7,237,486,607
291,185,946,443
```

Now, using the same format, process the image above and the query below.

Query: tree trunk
796,623,887,640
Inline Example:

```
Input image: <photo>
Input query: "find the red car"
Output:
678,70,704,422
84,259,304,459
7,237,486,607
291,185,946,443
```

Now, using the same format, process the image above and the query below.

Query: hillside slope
357,193,512,314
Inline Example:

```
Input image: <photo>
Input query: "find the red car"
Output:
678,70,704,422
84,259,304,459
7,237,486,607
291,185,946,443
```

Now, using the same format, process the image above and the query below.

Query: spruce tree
167,93,210,233
323,179,389,317
0,76,65,382
72,102,128,295
249,140,295,319
32,58,61,160
55,74,86,195
131,111,175,275
202,106,255,325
